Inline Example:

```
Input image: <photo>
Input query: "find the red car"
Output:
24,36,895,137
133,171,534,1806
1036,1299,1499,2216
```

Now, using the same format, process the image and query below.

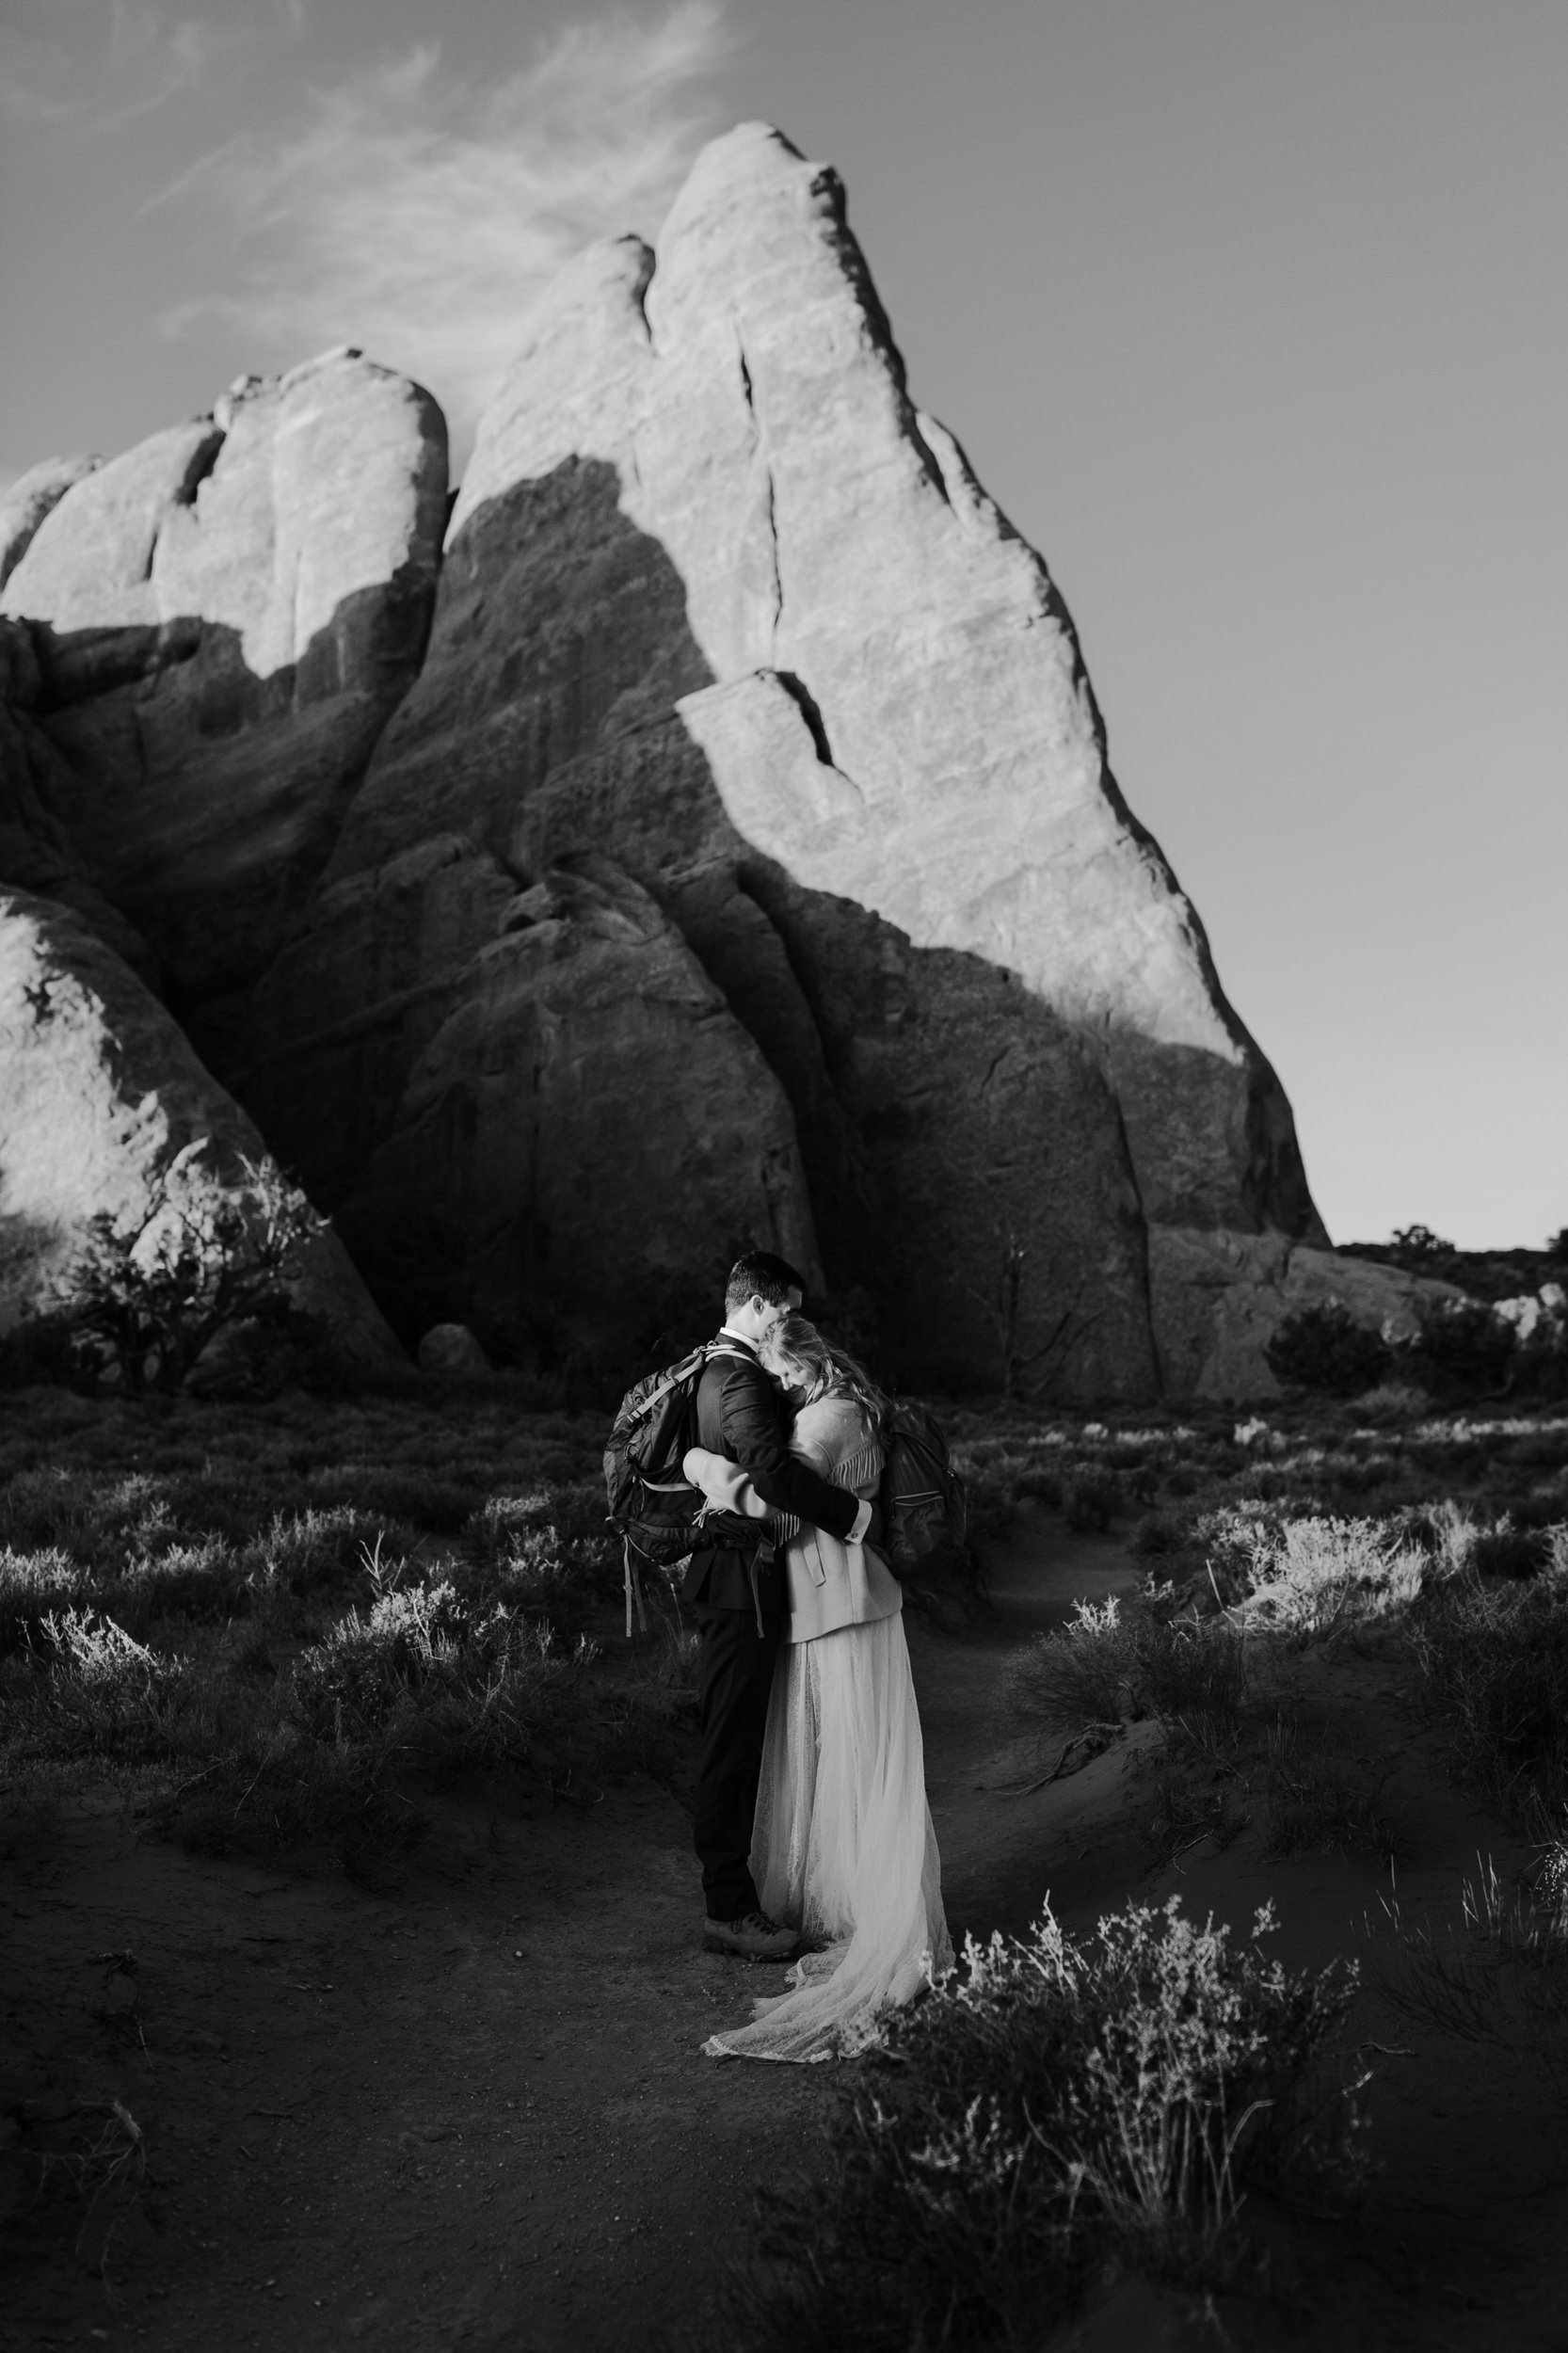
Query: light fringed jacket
684,1394,902,1644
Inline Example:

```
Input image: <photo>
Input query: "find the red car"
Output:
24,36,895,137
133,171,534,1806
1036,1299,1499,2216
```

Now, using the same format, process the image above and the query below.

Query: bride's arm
682,1445,772,1521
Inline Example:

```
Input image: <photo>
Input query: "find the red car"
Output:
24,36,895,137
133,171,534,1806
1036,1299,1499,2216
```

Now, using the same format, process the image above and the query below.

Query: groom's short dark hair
725,1250,807,1316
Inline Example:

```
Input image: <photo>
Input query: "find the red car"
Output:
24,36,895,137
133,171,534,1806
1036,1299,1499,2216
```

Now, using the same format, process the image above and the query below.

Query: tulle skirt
702,1608,952,2063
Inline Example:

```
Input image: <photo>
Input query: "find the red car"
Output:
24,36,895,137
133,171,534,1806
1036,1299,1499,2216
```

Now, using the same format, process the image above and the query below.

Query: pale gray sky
3,0,1562,1250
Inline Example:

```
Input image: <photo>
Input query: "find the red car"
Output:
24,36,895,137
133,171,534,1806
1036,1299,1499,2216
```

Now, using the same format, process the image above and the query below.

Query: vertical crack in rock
735,335,784,648
762,466,783,647
772,669,836,768
1104,1083,1161,1399
142,422,225,582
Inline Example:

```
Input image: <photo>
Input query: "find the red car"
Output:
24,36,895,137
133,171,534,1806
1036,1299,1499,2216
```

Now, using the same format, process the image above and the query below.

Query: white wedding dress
690,1398,953,2063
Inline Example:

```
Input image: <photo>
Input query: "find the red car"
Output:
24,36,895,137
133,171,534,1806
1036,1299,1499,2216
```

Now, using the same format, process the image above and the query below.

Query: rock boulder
417,1323,491,1377
0,887,397,1367
1146,1227,1461,1401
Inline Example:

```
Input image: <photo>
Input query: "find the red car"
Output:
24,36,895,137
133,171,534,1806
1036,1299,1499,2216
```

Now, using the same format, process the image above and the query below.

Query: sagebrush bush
1405,1297,1520,1400
1469,1525,1549,1580
31,1609,192,1759
0,1548,83,1653
1011,1597,1247,1747
721,1898,1363,2351
1237,1515,1429,1640
1384,1849,1568,2086
1409,1574,1568,1820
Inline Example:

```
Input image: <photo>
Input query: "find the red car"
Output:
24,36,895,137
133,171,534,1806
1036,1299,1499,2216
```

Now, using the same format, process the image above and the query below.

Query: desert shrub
0,1548,83,1654
1011,1597,1246,1746
292,1581,488,1736
112,1538,248,1631
1237,1515,1427,1640
1064,1469,1119,1532
1383,1850,1568,2088
242,1505,412,1598
464,1484,619,1636
0,1466,117,1560
288,1577,635,1781
1402,1298,1517,1401
1261,1718,1394,1859
303,1466,483,1533
1139,1620,1249,1750
1352,1382,1432,1427
1408,1574,1568,1819
722,1899,1363,2350
1011,1467,1063,1507
30,1609,193,1760
1011,1594,1141,1725
1265,1303,1390,1398
1470,1525,1551,1580
55,1144,326,1395
1130,1510,1191,1564
1392,1497,1482,1577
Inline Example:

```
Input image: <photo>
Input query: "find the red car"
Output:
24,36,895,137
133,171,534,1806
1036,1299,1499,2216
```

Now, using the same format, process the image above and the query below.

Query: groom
684,1249,872,1961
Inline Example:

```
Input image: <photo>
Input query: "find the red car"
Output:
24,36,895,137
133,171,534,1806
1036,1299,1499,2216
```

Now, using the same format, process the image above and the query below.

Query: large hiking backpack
878,1400,968,1582
603,1343,747,1633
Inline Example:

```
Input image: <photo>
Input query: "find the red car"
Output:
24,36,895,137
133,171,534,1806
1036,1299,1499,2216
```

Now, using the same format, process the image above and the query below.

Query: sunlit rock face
0,350,447,1024
0,456,103,592
252,123,1320,1386
0,888,396,1364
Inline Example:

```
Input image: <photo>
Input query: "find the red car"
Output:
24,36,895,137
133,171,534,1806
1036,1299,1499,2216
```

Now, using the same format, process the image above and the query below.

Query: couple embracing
680,1250,952,2063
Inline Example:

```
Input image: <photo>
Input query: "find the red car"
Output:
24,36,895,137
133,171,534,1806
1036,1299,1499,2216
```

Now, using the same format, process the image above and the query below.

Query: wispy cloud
0,2,300,133
152,4,732,451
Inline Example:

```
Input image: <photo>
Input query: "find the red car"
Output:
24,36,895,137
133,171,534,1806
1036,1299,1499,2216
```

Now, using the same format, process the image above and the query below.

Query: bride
682,1313,952,2062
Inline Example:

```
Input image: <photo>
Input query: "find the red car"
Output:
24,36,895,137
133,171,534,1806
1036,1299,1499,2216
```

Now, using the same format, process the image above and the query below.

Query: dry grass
1381,1846,1568,2093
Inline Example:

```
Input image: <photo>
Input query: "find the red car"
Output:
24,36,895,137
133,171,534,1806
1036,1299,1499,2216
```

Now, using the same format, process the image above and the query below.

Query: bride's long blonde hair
760,1313,890,1434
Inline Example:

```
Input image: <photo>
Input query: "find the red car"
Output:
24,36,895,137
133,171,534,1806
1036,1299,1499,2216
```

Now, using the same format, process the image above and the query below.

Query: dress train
701,1609,952,2063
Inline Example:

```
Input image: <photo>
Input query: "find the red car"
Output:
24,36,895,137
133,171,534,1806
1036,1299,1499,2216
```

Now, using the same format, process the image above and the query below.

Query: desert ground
4,1379,1568,2351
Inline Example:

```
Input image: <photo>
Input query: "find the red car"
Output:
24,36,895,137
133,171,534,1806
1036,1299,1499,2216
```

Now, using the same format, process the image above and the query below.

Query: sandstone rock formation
0,127,1340,1396
0,888,396,1364
245,124,1319,1387
1,350,447,1032
1145,1227,1456,1401
0,456,102,591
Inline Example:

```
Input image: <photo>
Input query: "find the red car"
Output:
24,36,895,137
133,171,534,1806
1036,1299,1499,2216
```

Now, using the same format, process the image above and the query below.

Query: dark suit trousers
692,1596,784,1921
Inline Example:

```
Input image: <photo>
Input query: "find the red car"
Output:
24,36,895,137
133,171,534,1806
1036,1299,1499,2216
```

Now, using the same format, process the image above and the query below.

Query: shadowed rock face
0,128,1330,1394
1,350,448,1021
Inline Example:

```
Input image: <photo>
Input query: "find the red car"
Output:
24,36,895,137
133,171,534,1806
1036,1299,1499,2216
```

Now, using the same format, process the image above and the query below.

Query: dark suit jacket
680,1337,860,1612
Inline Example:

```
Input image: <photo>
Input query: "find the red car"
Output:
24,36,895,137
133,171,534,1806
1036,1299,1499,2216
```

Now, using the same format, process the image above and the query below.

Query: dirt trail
5,1511,1568,2351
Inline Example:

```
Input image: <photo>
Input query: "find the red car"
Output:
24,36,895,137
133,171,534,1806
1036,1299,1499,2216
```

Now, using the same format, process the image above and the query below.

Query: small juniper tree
66,1140,327,1394
1264,1300,1391,1397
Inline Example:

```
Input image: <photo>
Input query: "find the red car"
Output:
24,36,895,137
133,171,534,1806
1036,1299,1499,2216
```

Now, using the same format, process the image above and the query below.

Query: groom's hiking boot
703,1911,800,1962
